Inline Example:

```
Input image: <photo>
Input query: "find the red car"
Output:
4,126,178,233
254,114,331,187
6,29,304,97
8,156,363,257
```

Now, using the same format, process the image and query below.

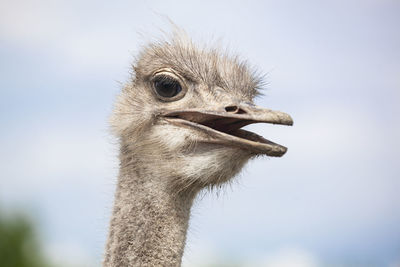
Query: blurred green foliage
0,210,50,267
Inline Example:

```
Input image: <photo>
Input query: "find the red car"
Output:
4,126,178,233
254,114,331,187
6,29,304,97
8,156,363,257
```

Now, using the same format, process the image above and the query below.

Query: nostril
225,106,246,114
225,106,238,112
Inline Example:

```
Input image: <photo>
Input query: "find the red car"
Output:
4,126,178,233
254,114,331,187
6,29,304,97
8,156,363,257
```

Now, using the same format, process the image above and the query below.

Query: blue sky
0,0,399,266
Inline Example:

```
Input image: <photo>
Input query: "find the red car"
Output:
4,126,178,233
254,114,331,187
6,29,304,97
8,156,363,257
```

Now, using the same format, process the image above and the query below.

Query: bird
103,31,293,267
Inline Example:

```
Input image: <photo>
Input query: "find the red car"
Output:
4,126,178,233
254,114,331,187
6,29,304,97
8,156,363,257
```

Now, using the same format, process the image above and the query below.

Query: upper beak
160,104,293,156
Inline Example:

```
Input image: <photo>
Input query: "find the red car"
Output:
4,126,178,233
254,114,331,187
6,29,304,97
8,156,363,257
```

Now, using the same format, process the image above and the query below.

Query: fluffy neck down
104,149,195,267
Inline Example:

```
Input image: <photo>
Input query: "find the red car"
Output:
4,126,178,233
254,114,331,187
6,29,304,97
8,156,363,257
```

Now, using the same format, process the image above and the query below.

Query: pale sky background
0,0,399,266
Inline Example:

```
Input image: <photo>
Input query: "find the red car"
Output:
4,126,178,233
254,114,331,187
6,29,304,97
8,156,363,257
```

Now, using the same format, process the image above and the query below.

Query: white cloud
244,247,319,267
247,102,393,164
0,121,118,198
182,240,221,267
0,0,62,43
0,0,142,72
389,260,400,267
182,244,319,267
44,241,97,267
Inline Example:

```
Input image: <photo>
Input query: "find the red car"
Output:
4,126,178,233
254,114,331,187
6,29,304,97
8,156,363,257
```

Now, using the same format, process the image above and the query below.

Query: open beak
161,105,293,157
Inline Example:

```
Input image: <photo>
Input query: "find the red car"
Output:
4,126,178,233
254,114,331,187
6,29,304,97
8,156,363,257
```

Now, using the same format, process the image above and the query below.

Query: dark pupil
154,77,182,98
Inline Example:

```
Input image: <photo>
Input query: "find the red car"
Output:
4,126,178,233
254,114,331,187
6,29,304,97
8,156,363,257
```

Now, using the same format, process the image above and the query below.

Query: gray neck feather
104,151,195,266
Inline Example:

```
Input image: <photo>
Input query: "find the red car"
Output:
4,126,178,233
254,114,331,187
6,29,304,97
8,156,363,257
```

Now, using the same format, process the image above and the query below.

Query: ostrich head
111,35,292,194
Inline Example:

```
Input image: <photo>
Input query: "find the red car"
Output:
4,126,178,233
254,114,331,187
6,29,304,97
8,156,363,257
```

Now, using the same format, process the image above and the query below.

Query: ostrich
104,33,293,266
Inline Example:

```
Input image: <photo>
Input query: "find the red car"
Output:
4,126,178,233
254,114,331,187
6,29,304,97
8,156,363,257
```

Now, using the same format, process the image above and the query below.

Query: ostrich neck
104,154,195,266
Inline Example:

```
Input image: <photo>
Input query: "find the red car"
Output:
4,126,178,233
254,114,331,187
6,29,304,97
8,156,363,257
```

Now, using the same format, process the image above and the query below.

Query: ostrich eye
153,75,182,99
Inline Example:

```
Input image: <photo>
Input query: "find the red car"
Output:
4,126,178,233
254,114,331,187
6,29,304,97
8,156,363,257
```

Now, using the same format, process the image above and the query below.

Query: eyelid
153,74,177,82
153,68,179,78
